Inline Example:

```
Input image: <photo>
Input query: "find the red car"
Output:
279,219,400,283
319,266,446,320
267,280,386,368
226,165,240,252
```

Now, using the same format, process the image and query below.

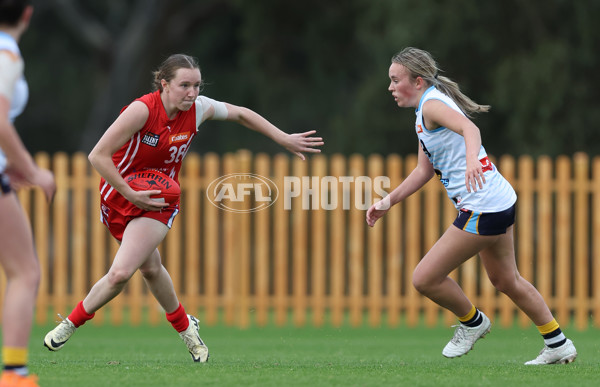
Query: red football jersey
100,90,197,208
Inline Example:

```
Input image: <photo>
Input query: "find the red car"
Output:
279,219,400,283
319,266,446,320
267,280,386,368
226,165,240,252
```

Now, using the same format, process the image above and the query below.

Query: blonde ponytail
392,47,490,117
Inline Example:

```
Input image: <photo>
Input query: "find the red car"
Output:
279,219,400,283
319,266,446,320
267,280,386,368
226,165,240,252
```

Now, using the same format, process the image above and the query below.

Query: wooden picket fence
3,151,599,330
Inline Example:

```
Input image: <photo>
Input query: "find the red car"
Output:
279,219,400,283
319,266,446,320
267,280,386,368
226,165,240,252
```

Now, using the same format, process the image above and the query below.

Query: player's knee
106,268,133,287
28,264,41,288
21,266,41,291
5,257,40,287
139,263,162,280
488,272,518,295
412,269,435,295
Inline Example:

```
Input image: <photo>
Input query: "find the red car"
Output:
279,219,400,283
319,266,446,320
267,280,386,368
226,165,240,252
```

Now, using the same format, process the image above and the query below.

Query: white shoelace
53,314,75,341
450,325,467,343
55,313,68,324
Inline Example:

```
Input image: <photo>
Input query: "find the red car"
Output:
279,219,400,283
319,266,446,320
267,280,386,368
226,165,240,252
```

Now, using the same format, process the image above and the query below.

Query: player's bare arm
221,103,324,160
89,101,167,210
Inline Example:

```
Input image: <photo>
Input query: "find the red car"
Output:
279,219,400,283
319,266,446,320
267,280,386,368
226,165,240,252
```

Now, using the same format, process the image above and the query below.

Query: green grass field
26,321,598,387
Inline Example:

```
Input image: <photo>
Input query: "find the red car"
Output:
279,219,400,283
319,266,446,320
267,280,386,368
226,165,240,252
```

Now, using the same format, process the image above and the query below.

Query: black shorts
453,204,516,236
0,173,12,195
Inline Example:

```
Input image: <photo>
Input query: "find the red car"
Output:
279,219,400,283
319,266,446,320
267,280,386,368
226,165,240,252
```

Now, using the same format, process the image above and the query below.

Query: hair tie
434,73,439,79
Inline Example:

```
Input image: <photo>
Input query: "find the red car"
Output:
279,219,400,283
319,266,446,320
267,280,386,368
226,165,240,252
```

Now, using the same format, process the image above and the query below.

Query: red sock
166,303,189,333
68,301,95,327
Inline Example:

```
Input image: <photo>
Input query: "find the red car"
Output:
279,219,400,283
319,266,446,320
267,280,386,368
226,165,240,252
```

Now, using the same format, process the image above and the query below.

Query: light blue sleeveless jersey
0,31,29,173
415,86,516,212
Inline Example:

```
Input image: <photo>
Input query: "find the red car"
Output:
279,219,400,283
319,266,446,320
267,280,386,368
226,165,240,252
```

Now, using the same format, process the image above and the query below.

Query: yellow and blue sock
537,319,566,348
2,346,28,376
458,305,483,327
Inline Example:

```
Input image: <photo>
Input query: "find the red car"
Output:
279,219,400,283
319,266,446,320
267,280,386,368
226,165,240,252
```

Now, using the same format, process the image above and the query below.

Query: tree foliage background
17,0,600,157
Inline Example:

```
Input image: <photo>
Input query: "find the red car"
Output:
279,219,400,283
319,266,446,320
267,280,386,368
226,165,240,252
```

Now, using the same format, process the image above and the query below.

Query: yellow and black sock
537,319,566,348
458,305,482,327
2,346,28,376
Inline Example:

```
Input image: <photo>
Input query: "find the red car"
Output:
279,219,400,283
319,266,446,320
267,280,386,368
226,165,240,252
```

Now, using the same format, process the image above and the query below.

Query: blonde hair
392,47,490,117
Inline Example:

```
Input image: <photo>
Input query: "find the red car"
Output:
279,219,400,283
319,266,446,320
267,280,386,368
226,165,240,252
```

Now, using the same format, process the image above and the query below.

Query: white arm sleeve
195,95,229,127
0,51,23,100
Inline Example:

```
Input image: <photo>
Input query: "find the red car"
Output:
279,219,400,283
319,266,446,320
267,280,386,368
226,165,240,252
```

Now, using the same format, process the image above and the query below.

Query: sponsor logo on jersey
141,132,160,147
480,156,494,172
169,132,190,144
434,168,449,187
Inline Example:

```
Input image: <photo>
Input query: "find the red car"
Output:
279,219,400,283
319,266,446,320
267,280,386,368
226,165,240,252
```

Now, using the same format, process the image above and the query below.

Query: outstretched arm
366,146,434,227
202,99,323,160
226,104,323,160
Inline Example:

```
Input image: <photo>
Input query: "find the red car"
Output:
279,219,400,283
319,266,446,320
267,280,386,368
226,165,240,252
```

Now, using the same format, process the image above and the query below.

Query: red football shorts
100,199,179,241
